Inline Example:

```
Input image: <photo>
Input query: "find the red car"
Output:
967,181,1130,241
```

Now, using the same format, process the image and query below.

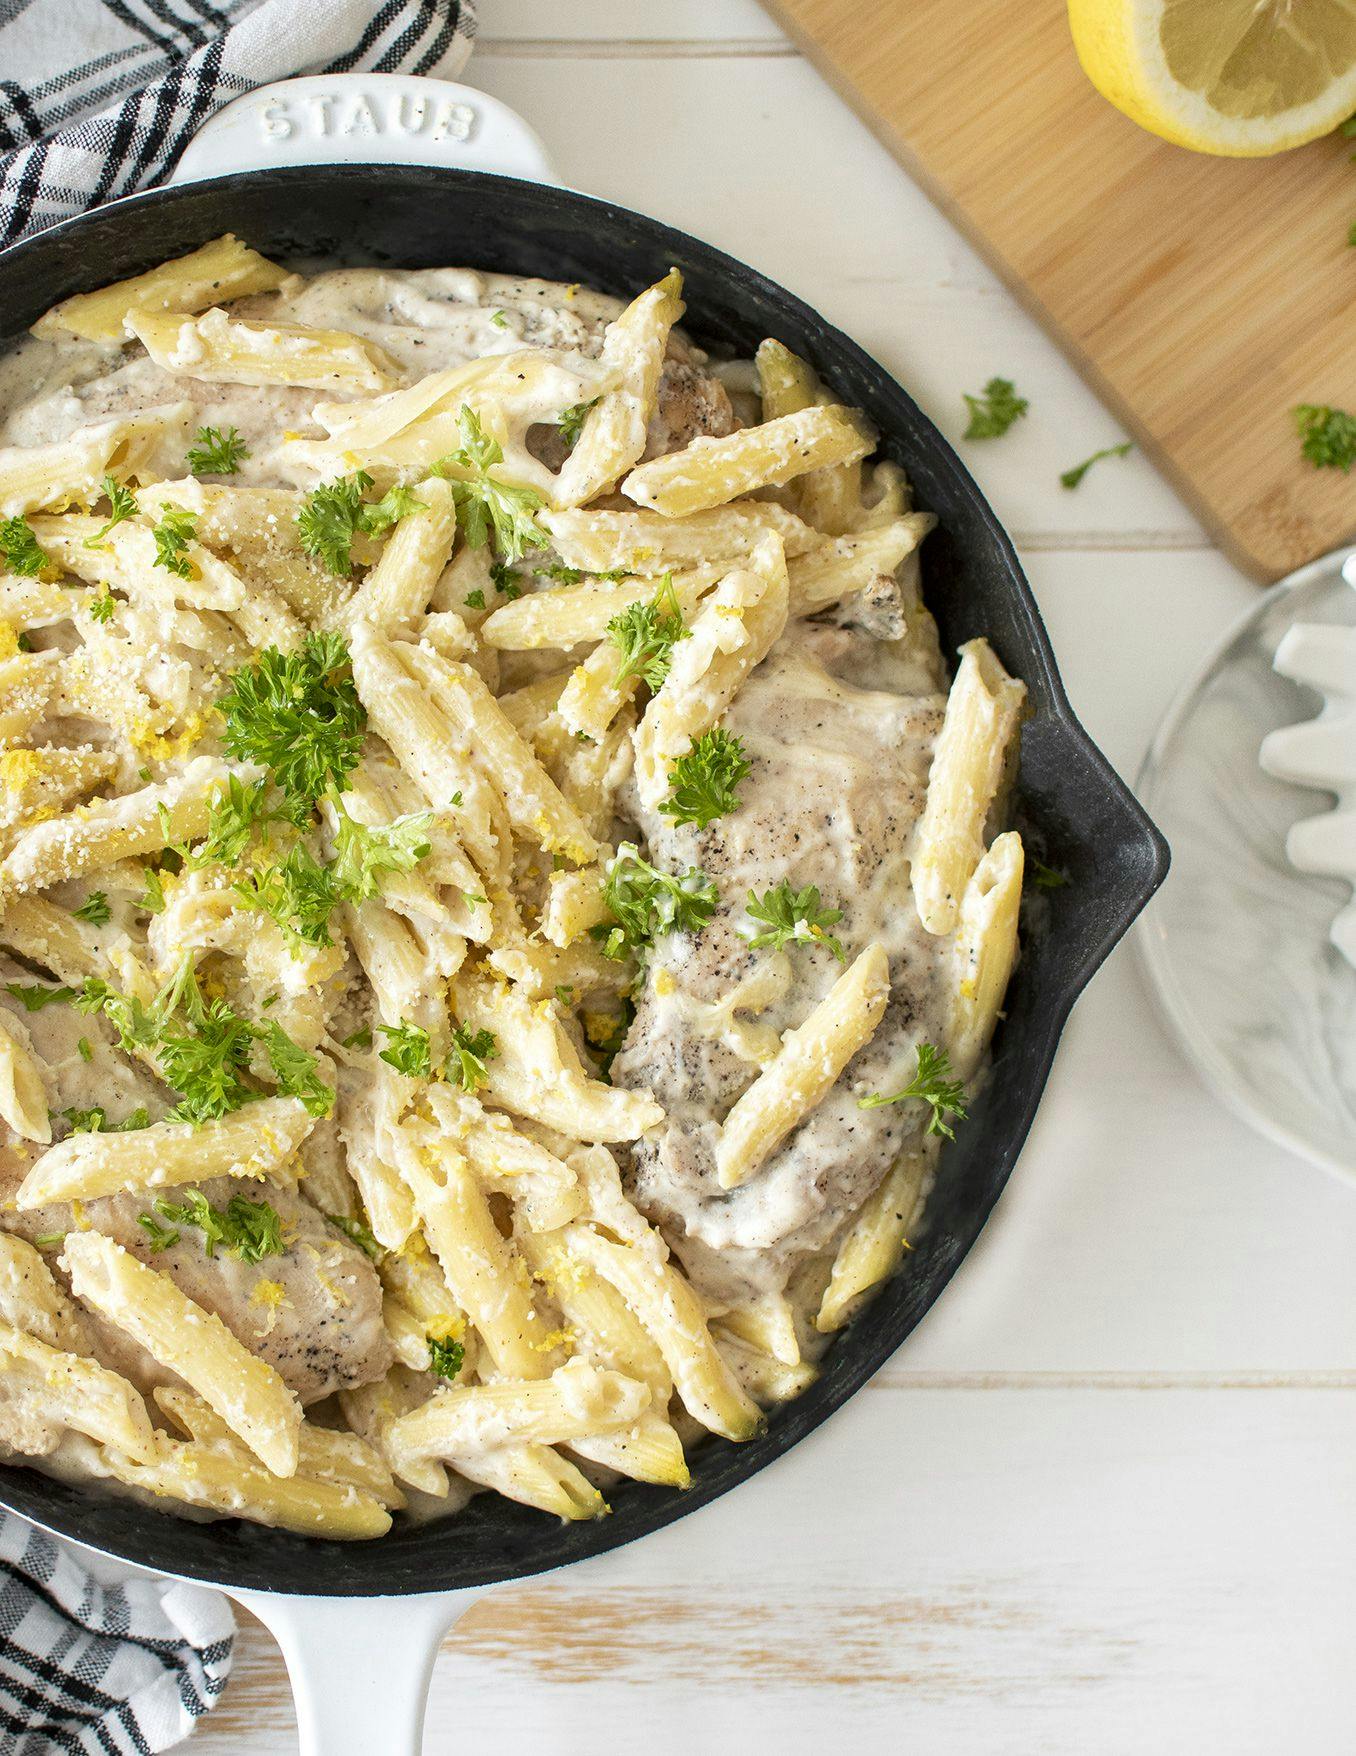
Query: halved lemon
1068,0,1356,156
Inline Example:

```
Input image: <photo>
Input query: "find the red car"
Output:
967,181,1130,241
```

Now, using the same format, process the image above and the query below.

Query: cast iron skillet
0,144,1166,1713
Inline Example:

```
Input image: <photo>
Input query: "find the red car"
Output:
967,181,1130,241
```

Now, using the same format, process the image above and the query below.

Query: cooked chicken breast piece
613,621,952,1306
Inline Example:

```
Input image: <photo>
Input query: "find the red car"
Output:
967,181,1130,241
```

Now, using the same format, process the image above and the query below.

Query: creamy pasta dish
0,236,1026,1537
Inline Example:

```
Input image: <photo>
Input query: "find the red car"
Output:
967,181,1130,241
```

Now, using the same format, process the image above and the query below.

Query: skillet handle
230,1585,481,1755
168,72,562,187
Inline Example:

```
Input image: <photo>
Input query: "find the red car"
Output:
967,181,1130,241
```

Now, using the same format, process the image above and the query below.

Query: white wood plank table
192,5,1356,1751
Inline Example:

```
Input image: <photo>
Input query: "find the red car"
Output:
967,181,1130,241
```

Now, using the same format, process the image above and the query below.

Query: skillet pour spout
0,163,1167,1602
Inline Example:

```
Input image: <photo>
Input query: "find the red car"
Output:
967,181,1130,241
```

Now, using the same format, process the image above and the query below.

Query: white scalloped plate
1137,546,1356,1182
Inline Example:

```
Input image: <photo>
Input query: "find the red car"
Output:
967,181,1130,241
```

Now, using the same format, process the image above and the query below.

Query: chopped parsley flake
433,405,548,564
146,1188,285,1263
427,1333,465,1381
606,574,688,690
859,1042,969,1140
61,1105,149,1134
327,1212,382,1259
151,504,197,578
186,426,249,477
218,631,366,821
329,806,433,903
1030,859,1069,891
741,881,845,962
962,377,1028,441
234,842,338,948
73,891,110,925
4,982,78,1012
556,398,600,449
1294,403,1356,472
0,517,49,577
378,1021,434,1079
83,476,138,548
298,471,374,576
137,867,167,914
1060,441,1133,490
660,728,752,828
447,1024,496,1093
593,842,717,961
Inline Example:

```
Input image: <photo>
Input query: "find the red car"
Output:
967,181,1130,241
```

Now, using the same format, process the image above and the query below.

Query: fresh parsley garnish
859,1042,969,1140
296,475,425,577
77,957,332,1124
257,1020,335,1117
464,588,486,610
592,843,718,961
490,310,509,330
329,807,433,903
1030,859,1069,891
433,405,548,564
73,891,110,926
606,574,688,690
962,377,1028,441
660,728,752,829
83,476,138,548
146,1189,285,1264
88,588,116,623
151,504,196,578
447,1024,496,1093
77,1037,93,1062
741,881,845,962
1294,403,1356,471
4,982,78,1012
137,867,167,914
234,842,338,948
191,775,283,867
0,516,49,577
378,1021,434,1079
362,483,424,537
340,1026,373,1051
427,1333,465,1381
535,563,627,585
327,1212,382,1259
137,1213,181,1252
298,471,374,576
556,398,600,449
60,1106,149,1134
218,632,366,821
489,562,522,600
1060,441,1133,490
186,425,249,477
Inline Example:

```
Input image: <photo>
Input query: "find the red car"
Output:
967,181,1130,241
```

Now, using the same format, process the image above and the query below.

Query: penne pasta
715,944,892,1191
127,307,398,393
62,1231,302,1477
33,235,291,343
911,639,1027,937
621,404,874,517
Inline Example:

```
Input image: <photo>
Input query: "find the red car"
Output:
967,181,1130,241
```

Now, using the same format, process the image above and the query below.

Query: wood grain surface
763,0,1356,582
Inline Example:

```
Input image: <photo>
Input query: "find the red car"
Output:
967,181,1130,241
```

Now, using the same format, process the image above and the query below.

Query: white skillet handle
232,1585,481,1756
170,73,561,186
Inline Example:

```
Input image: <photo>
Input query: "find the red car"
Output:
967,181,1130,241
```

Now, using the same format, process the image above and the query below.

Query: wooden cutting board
763,0,1356,581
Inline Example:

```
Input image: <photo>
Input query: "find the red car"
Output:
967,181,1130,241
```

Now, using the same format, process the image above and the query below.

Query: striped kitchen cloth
0,1518,234,1753
0,0,478,247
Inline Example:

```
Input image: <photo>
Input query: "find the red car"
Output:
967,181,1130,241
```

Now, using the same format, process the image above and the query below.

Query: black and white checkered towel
0,6,481,1737
0,0,478,247
0,1519,234,1753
